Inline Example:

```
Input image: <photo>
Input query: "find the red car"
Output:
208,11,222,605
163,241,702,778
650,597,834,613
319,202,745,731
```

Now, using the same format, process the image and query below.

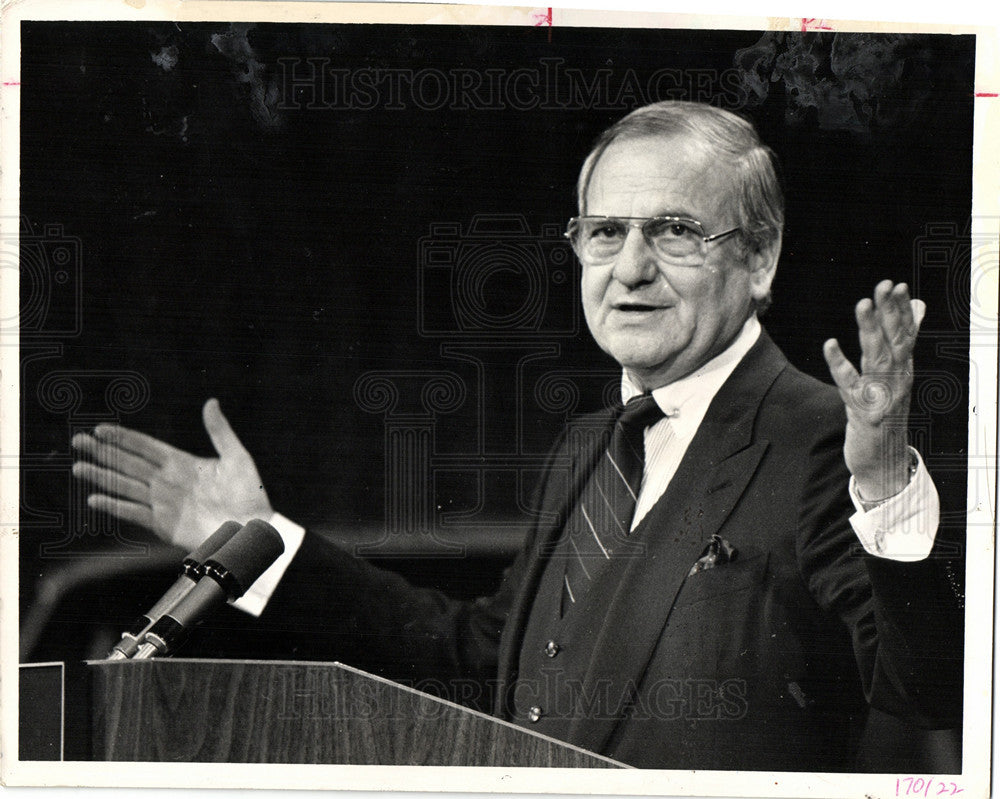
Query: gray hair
577,101,785,259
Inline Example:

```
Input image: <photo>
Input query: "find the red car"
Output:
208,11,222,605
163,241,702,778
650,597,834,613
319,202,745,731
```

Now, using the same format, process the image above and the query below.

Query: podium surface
20,659,625,768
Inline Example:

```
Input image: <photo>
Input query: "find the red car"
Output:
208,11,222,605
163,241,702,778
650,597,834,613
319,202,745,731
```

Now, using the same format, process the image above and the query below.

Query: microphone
132,519,285,659
106,521,243,660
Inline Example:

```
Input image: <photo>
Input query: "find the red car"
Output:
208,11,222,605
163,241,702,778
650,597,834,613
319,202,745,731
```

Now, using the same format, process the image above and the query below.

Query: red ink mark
2,81,20,86
800,18,833,32
897,778,965,797
975,92,998,97
532,7,553,41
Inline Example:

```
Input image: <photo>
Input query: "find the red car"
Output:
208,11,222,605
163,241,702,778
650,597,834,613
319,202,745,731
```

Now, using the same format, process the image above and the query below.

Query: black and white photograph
2,1,995,796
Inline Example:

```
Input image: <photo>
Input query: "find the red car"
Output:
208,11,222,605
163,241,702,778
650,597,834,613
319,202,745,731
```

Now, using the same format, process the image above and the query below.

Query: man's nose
611,226,659,287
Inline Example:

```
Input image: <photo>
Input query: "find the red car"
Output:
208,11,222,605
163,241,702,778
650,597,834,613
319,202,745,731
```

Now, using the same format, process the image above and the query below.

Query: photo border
1,1,995,796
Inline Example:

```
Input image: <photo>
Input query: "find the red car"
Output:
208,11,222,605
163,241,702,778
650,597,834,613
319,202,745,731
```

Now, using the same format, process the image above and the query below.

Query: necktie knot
618,393,665,435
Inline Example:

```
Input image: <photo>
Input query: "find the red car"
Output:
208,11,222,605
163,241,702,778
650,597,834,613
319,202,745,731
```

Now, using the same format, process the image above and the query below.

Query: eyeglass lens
569,217,706,263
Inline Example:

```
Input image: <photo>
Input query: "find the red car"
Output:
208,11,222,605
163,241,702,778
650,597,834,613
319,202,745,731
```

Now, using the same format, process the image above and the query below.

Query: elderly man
72,101,960,770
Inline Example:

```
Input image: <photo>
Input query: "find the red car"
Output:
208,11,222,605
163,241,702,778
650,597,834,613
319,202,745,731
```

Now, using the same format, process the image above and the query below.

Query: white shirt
235,316,939,616
623,315,763,529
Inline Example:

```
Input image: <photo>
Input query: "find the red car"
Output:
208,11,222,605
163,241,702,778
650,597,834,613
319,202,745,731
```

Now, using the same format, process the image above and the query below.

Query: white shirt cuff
848,447,939,562
230,512,306,617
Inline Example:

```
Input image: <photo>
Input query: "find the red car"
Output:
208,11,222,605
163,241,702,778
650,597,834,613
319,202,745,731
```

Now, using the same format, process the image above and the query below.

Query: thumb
911,298,926,328
822,338,859,398
203,398,246,459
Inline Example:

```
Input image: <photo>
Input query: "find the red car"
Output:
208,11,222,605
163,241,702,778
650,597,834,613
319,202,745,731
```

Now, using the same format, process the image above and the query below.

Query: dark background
18,22,974,663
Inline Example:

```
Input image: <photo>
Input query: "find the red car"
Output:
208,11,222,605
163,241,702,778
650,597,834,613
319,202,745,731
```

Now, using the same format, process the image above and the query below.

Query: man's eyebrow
649,208,698,220
586,209,697,219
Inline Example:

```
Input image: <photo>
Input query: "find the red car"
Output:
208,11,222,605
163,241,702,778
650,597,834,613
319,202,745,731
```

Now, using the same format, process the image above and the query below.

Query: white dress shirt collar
621,316,762,441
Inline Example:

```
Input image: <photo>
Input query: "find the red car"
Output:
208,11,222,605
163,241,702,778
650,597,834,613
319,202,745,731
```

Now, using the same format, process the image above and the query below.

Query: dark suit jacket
260,330,962,770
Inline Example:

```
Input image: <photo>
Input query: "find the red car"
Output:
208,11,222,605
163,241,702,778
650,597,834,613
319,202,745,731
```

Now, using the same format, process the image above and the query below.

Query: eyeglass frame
563,215,742,265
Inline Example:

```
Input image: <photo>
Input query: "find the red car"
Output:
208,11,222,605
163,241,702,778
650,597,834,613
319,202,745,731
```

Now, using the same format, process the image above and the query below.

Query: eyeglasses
564,216,741,266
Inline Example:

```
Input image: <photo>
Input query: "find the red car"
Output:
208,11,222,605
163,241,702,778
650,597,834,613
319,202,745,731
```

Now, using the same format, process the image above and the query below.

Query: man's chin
609,351,680,385
603,337,680,368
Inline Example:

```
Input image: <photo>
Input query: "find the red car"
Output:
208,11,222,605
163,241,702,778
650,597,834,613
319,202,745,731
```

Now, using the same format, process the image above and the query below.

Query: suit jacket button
528,706,543,723
544,640,560,657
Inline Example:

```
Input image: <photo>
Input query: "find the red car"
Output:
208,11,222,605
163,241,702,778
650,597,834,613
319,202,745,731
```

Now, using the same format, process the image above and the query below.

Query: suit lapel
566,331,789,751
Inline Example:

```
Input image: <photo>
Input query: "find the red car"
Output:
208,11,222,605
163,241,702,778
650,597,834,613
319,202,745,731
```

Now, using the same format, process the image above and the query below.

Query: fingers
876,282,917,359
877,281,904,344
85,494,155,530
854,297,884,371
91,423,179,466
859,281,924,367
823,338,859,398
71,432,159,481
71,462,149,504
203,398,246,459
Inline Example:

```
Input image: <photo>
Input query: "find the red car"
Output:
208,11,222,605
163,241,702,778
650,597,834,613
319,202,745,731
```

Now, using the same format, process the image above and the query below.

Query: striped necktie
561,393,665,614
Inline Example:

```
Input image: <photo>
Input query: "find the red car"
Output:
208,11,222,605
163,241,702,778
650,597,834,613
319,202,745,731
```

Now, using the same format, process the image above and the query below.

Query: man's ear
747,231,781,304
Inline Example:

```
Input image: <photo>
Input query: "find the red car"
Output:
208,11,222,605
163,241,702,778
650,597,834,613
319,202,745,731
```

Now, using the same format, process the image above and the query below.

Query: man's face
580,134,776,390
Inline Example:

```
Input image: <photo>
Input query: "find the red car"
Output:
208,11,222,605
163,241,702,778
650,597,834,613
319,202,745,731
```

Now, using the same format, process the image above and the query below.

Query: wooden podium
19,660,625,767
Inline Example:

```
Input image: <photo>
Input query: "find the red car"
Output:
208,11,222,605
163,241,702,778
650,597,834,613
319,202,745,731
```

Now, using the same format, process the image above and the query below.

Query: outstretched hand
71,399,274,551
823,280,925,503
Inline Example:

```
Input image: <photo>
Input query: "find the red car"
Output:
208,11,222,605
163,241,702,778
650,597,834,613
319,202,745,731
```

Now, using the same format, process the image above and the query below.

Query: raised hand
822,280,926,503
71,399,274,551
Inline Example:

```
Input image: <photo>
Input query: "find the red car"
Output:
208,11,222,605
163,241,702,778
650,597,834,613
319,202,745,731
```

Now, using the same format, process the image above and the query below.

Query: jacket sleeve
794,393,963,729
252,529,522,710
250,428,569,711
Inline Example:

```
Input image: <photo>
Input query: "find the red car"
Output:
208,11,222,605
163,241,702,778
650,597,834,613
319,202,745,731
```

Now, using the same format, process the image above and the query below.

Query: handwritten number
897,777,964,797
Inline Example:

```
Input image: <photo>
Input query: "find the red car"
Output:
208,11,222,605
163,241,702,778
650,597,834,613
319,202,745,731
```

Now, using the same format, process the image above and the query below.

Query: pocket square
688,534,739,576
